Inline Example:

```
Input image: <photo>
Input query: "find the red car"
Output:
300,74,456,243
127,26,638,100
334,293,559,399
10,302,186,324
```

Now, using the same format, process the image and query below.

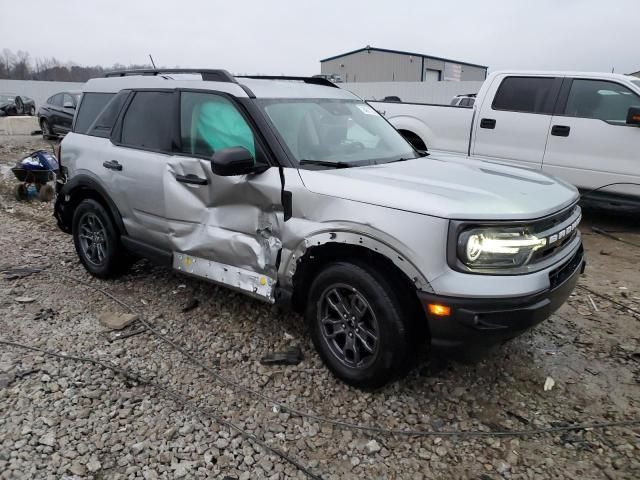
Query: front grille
530,204,581,264
549,245,583,289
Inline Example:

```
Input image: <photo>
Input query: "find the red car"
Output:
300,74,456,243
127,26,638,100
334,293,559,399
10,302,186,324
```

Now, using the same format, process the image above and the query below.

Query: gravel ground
0,135,639,479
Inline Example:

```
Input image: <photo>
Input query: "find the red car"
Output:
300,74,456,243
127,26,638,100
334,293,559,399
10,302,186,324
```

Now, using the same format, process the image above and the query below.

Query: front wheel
306,261,415,389
72,199,130,278
40,119,52,139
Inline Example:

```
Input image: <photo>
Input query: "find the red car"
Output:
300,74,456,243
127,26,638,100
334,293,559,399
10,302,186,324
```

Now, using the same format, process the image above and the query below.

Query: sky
2,0,638,75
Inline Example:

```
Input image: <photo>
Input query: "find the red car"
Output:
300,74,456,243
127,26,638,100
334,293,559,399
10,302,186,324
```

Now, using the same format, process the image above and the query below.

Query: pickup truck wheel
306,261,414,389
72,199,129,278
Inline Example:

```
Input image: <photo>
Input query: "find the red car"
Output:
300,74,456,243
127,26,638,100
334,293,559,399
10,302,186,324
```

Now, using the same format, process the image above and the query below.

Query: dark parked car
0,93,36,116
38,91,81,139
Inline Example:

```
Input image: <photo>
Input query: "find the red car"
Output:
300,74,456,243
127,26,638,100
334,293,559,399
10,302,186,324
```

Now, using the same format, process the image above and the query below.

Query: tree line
0,49,152,82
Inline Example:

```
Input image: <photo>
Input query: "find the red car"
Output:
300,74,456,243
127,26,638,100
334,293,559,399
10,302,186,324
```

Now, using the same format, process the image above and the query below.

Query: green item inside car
192,98,256,160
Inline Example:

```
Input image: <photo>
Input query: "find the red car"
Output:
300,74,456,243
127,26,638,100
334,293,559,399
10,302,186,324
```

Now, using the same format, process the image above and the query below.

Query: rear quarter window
492,77,557,114
87,91,130,138
74,93,115,134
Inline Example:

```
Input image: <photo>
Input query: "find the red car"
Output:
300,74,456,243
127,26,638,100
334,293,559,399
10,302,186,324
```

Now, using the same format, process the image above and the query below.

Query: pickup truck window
492,77,556,114
259,98,418,167
564,79,640,124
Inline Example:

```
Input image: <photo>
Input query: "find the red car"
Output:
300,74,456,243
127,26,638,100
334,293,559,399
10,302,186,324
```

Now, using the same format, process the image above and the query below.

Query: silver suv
55,69,585,388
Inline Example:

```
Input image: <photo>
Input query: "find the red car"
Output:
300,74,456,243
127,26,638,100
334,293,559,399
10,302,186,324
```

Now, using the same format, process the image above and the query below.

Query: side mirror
63,102,75,109
626,106,640,126
211,146,266,176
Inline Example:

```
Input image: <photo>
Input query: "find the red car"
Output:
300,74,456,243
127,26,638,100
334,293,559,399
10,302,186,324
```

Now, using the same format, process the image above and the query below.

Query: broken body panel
57,75,581,307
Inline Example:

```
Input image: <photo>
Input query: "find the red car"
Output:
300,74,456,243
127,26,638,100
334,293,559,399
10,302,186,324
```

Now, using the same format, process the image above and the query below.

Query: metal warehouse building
320,46,488,83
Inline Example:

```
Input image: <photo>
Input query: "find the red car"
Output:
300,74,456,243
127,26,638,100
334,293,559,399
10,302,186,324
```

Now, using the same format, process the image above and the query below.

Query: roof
320,46,488,69
488,70,640,83
83,74,358,100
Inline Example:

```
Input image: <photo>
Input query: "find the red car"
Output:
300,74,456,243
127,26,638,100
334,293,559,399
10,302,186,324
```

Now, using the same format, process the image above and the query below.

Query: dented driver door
163,91,284,302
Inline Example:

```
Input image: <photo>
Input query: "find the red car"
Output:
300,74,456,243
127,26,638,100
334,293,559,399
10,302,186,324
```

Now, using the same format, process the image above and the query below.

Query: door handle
480,118,496,129
102,160,123,171
175,173,208,185
551,125,571,137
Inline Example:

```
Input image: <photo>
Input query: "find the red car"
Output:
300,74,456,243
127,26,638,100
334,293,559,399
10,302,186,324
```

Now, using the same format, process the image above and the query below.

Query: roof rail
236,75,338,88
104,69,237,83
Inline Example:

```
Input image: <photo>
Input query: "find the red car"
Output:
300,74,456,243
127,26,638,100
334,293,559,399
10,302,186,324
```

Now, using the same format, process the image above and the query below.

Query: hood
298,152,579,220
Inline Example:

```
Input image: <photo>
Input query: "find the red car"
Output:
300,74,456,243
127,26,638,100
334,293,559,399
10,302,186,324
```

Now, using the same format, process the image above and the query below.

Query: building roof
320,46,488,69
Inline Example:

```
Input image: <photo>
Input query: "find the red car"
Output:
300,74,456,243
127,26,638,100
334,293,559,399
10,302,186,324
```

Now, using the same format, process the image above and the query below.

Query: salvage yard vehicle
54,69,585,388
372,71,640,211
0,93,36,116
38,91,82,139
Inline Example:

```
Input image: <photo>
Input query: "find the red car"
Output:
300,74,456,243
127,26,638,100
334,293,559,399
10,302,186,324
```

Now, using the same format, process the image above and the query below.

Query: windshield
258,98,419,168
0,95,15,103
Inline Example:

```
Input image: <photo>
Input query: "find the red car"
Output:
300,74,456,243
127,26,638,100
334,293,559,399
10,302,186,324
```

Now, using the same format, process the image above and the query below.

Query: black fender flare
55,175,126,235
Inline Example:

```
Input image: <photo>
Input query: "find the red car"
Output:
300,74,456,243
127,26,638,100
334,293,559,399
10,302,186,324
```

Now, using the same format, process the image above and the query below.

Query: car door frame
471,75,563,168
542,76,640,199
165,87,289,299
60,93,77,133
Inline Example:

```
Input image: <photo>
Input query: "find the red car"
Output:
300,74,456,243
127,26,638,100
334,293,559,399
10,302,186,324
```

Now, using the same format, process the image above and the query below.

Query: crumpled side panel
164,157,283,279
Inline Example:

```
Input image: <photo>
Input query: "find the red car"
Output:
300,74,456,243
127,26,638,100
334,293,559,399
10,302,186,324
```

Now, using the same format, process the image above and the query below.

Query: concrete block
0,116,39,136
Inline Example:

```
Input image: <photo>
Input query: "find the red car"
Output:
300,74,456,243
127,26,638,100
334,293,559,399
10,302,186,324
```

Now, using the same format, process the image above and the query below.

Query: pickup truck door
542,78,640,196
472,76,561,169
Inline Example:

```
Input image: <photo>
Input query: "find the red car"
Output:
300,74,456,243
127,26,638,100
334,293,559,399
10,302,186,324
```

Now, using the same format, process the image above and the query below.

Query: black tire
15,96,24,115
37,184,55,202
28,106,35,116
305,261,415,389
72,199,129,278
40,119,52,139
14,184,28,201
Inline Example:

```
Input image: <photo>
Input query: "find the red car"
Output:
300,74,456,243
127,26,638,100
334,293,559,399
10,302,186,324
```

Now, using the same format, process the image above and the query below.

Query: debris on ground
544,376,555,391
1,266,43,280
181,297,199,312
260,345,304,366
97,312,139,330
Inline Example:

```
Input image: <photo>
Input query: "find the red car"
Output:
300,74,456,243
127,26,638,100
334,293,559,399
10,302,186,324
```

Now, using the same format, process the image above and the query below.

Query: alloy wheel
318,283,380,368
78,213,108,266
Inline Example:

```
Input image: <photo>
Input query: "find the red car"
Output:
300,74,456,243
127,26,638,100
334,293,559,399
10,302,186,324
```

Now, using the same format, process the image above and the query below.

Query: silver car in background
54,69,585,388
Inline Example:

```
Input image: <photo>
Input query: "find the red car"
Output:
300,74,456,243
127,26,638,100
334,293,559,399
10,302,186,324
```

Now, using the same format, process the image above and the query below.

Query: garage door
425,69,441,82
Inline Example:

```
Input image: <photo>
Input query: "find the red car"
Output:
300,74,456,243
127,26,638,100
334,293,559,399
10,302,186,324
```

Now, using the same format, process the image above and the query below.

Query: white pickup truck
371,71,640,210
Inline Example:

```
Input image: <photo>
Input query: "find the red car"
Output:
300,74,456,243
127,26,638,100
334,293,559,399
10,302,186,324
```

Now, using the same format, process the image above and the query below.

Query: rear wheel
306,261,415,389
72,199,130,278
40,119,52,139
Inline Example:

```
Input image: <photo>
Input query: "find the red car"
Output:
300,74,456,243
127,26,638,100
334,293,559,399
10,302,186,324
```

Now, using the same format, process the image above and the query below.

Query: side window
51,94,63,107
564,79,640,124
180,91,263,164
492,77,557,114
120,91,175,152
74,93,115,134
88,90,130,138
62,93,75,108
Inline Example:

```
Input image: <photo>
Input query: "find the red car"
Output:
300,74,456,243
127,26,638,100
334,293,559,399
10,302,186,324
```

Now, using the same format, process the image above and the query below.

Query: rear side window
88,91,130,138
492,77,556,114
50,94,63,107
74,93,114,134
120,91,174,152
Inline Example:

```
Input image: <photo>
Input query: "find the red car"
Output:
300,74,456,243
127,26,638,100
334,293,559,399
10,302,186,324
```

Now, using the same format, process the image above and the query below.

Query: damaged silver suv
55,69,585,388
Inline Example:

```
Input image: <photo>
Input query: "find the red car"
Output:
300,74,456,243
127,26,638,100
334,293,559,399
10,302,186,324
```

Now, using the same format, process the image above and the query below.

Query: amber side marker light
428,303,451,317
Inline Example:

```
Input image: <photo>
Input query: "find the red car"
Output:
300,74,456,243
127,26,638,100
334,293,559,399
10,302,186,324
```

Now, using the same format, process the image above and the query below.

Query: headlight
458,228,547,268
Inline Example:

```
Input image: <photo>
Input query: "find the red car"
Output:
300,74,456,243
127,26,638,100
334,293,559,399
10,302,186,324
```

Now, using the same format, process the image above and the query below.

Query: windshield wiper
299,159,352,169
386,151,430,164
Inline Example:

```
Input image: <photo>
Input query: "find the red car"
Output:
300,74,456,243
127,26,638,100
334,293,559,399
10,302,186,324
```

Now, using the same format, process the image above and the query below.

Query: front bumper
418,244,585,350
